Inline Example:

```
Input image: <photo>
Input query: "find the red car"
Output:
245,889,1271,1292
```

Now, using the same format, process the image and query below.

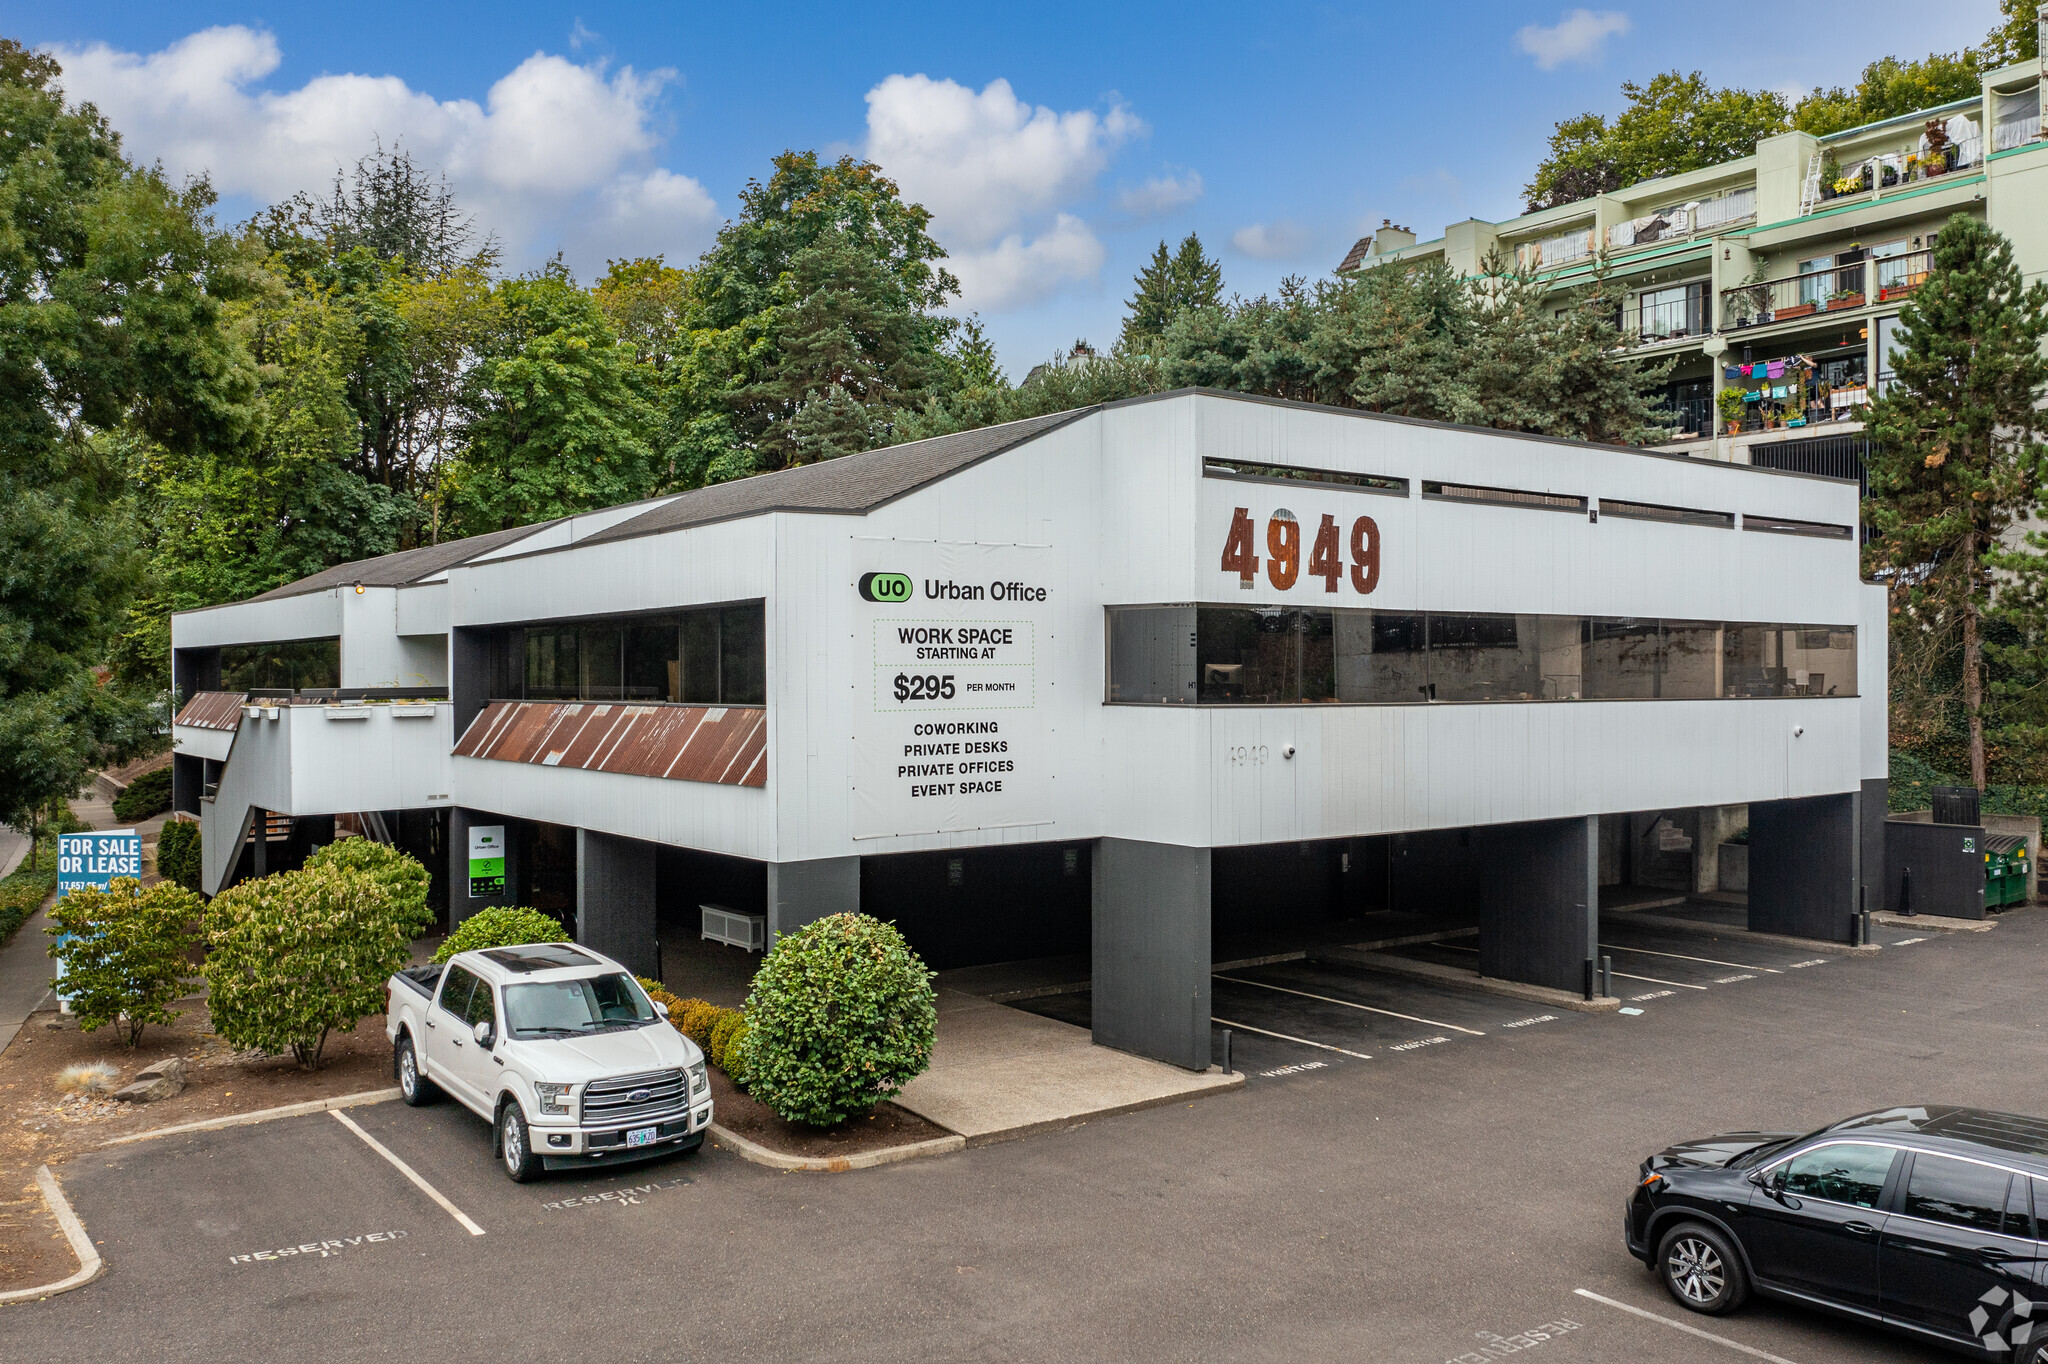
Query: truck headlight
688,1062,708,1097
535,1082,574,1116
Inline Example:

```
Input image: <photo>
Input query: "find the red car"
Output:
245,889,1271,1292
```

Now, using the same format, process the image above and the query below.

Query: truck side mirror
654,1001,670,1019
473,1019,494,1048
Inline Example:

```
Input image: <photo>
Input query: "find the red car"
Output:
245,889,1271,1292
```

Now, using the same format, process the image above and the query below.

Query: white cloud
1230,219,1313,261
864,73,1139,311
945,214,1105,312
1117,171,1204,218
47,25,718,274
1515,9,1631,70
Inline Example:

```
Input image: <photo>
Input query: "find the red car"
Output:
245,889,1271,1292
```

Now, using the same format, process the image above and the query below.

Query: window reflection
519,604,766,705
1107,606,1855,705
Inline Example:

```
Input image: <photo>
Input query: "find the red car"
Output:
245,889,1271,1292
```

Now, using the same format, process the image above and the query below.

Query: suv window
437,966,478,1022
1903,1154,2010,1233
1777,1143,1895,1207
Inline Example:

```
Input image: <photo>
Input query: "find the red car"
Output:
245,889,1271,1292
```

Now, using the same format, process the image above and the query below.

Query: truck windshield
502,974,656,1037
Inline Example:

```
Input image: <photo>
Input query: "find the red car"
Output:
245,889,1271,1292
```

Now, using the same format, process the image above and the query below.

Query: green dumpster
1984,834,2029,908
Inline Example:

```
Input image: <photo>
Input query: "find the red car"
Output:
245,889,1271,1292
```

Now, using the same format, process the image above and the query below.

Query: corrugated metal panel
174,691,247,731
454,701,766,788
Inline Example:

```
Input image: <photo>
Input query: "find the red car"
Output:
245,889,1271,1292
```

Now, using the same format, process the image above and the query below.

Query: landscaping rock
116,1057,187,1102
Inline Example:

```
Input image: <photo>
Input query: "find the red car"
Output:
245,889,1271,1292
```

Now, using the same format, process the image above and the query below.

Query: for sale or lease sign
57,829,142,897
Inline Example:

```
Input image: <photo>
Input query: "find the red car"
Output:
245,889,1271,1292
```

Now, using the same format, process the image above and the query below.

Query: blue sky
11,1,1998,371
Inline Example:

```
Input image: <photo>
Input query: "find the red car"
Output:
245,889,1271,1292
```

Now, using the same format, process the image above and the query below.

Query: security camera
1792,725,1805,738
1281,743,1296,759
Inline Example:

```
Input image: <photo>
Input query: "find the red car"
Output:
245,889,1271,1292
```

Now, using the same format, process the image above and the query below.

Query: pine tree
1120,233,1223,349
1866,214,2048,790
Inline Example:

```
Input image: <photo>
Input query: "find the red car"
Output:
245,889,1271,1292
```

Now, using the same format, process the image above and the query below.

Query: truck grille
581,1068,687,1126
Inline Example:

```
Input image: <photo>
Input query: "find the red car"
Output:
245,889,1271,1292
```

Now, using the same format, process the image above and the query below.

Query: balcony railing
1720,250,1932,329
1637,292,1709,343
1994,118,2039,153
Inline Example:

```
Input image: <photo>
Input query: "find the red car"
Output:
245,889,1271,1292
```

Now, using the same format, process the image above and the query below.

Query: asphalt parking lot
10,910,2046,1363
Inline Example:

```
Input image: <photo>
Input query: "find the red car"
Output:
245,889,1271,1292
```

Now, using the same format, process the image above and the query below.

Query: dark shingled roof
568,408,1092,551
1336,236,1375,274
235,520,557,604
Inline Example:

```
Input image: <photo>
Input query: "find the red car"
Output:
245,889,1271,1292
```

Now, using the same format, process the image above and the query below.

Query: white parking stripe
1598,942,1783,974
332,1109,486,1236
1214,974,1487,1036
1433,943,1706,991
1573,1289,1799,1362
1211,1016,1374,1060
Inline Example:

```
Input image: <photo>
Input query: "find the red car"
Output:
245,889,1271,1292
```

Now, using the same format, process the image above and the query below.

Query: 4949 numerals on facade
1220,506,1381,594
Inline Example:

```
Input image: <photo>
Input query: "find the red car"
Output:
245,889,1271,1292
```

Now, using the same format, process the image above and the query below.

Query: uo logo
858,572,913,603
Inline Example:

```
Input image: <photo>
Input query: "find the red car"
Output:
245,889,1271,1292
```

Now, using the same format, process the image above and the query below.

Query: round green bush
306,839,432,935
737,913,935,1127
112,765,173,822
433,906,567,963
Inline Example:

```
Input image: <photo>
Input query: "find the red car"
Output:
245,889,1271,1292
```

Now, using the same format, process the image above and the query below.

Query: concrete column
250,807,267,878
576,828,657,977
1693,805,1749,894
1750,793,1857,942
1859,778,1887,917
1478,816,1599,995
1092,838,1210,1071
448,808,521,929
766,856,860,943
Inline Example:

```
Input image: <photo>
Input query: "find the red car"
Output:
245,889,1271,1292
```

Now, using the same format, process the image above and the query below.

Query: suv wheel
395,1035,437,1107
499,1101,541,1183
1657,1222,1749,1315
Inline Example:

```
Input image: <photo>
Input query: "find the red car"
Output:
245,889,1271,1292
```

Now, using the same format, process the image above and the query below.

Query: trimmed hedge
642,980,749,1084
156,819,201,893
433,905,566,963
111,765,173,822
737,913,935,1127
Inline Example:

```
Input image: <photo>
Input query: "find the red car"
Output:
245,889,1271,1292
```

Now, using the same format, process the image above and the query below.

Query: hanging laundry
1766,360,1786,379
1725,366,1741,381
1750,362,1769,379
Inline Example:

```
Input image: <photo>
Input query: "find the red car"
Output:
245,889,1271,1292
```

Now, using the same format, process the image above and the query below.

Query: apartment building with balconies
1338,57,2048,479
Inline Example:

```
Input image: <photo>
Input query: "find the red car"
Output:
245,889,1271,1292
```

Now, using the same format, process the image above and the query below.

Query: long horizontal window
1106,606,1854,705
518,603,764,705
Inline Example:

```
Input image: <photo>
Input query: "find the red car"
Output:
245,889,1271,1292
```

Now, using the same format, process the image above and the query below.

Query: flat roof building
170,389,1885,1069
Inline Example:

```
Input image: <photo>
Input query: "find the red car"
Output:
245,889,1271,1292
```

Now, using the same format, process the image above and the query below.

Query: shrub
45,877,202,1046
721,1017,751,1087
738,913,936,1127
111,766,173,822
432,905,565,963
156,819,201,894
204,863,414,1068
306,839,432,935
708,1009,744,1070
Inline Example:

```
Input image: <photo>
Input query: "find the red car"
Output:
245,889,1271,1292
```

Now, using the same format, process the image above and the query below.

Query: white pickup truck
385,942,711,1181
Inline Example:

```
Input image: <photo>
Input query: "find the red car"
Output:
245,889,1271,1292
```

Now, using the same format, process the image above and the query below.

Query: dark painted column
1859,778,1887,921
766,856,859,944
576,828,658,977
171,646,221,710
1478,816,1599,995
450,627,491,741
250,807,267,878
448,808,520,930
1093,838,1210,1071
1750,793,1857,941
171,753,204,816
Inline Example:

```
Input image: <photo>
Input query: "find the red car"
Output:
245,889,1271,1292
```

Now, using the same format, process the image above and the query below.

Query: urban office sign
850,538,1053,839
57,829,142,896
468,825,506,898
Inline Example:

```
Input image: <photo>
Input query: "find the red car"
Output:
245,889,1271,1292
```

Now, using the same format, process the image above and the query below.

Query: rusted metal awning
174,691,247,731
453,701,766,788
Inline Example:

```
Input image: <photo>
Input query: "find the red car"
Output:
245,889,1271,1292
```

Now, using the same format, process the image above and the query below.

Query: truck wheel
395,1035,438,1107
498,1101,541,1182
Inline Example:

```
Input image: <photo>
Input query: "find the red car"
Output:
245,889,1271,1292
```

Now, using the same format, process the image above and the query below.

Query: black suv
1626,1106,2048,1358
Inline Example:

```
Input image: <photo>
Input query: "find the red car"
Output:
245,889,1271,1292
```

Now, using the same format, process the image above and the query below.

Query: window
1106,608,1855,704
2006,1173,2035,1239
436,965,480,1021
1637,282,1707,341
1902,1154,2011,1233
1798,256,1832,306
518,603,766,705
1422,482,1586,513
1202,458,1407,496
1777,1143,1895,1208
221,638,340,692
1598,499,1733,529
503,973,655,1037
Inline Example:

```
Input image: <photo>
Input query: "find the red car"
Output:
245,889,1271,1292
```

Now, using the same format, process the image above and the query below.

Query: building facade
1339,55,2048,473
170,390,1886,1070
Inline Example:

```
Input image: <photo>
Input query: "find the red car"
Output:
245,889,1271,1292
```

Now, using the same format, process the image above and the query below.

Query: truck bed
392,964,443,1000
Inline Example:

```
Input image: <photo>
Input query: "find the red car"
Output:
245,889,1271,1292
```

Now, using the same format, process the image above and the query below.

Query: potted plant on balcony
1717,387,1746,435
1826,287,1864,311
1777,298,1818,320
1817,150,1842,201
1924,118,1952,175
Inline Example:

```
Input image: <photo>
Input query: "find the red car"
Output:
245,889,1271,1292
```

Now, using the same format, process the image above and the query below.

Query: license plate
626,1126,658,1148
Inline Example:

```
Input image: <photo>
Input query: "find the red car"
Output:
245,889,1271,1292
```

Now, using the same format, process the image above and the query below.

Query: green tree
1793,52,1984,137
664,152,960,485
46,877,202,1046
432,905,567,962
305,838,433,936
0,40,254,825
156,819,202,894
442,263,660,534
1866,215,2048,790
593,256,691,371
1525,73,1790,212
204,861,415,1068
1120,233,1224,349
1981,0,2039,67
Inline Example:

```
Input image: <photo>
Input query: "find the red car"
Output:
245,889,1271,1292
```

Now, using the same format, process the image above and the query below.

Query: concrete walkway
891,990,1241,1144
0,825,27,881
0,828,54,1055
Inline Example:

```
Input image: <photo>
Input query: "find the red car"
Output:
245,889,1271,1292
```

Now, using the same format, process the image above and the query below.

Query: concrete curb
955,1069,1247,1147
1314,947,1620,1013
1872,911,1997,933
99,1088,402,1147
707,1122,965,1172
1612,912,1882,955
0,1166,104,1305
